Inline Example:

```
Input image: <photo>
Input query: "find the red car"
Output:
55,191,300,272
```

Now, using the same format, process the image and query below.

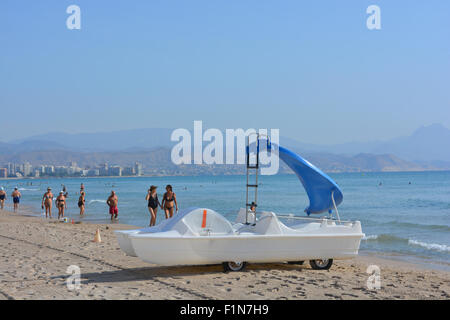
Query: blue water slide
244,138,343,214
247,139,343,214
275,145,343,214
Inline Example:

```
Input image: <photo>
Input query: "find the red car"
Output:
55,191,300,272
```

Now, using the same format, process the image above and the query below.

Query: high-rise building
88,169,100,177
6,163,13,176
135,162,143,176
23,162,32,177
44,166,54,175
109,166,122,176
122,167,135,176
7,163,17,176
54,166,69,176
99,163,109,176
0,168,7,178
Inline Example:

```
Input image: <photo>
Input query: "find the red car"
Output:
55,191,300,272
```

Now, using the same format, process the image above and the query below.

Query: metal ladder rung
245,133,261,225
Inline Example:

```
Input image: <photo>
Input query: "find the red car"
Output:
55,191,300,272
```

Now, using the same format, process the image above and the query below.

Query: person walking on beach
11,187,21,212
107,190,118,221
146,185,161,226
78,191,86,216
0,187,6,210
56,191,67,219
161,185,178,219
42,187,53,218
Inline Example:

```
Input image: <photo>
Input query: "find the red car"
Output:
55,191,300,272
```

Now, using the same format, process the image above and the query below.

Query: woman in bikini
42,187,53,218
56,191,67,219
78,191,85,216
161,184,178,219
145,185,161,226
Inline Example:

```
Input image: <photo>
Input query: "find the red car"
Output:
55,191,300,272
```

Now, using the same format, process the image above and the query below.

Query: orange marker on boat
201,209,207,228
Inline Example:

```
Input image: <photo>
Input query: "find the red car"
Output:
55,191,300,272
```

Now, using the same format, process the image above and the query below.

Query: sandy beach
0,208,448,300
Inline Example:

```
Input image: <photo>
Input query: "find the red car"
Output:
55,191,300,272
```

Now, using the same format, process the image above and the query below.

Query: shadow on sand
62,263,306,285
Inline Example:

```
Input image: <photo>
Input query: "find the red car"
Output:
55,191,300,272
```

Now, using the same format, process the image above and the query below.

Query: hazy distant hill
1,124,450,173
10,128,175,152
305,153,424,172
283,124,450,162
371,124,450,162
0,140,70,155
6,124,450,162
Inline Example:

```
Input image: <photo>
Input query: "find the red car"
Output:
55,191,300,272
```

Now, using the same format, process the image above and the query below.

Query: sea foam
88,199,106,205
408,240,450,253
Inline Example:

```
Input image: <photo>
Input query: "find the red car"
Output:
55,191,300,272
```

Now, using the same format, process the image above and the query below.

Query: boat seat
235,208,256,224
253,212,283,235
175,208,235,236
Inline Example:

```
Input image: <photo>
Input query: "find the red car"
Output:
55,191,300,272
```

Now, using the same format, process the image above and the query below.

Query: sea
1,171,449,270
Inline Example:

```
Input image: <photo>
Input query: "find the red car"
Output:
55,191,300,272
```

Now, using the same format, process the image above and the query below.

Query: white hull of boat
130,233,362,266
118,208,364,267
115,229,142,257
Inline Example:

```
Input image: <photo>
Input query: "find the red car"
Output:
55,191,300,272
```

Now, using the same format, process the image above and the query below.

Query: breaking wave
18,188,39,191
386,221,450,232
88,199,106,205
408,240,450,253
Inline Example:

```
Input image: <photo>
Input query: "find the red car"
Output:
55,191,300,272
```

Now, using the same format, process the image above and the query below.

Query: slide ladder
245,133,270,224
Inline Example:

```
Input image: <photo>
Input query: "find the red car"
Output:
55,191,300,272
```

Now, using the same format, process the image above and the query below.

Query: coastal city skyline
0,161,143,178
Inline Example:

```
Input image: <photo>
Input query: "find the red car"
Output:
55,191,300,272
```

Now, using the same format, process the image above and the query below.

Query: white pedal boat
115,141,364,271
116,207,363,271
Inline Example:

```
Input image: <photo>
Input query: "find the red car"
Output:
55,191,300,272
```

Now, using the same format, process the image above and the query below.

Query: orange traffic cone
93,228,101,243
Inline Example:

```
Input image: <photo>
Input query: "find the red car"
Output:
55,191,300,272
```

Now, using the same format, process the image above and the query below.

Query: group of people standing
1,182,179,226
41,184,84,219
104,184,179,224
145,184,178,226
0,187,22,212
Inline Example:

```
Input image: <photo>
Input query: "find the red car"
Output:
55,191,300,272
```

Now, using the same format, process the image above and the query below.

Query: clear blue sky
1,0,449,144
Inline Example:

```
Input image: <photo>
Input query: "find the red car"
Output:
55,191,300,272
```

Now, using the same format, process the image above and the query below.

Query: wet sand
0,208,448,300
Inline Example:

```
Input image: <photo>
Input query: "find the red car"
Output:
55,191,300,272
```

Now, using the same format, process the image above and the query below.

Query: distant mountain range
1,124,450,174
7,128,175,153
280,123,450,162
